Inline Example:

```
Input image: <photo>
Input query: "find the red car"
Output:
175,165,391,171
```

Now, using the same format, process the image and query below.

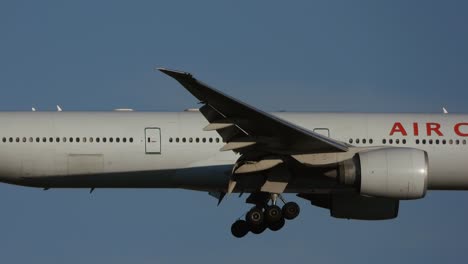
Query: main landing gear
231,196,300,238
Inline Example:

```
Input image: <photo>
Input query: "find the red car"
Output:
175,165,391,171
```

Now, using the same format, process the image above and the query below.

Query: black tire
250,222,267,234
268,217,285,232
282,202,300,220
246,207,264,226
264,205,283,224
231,220,249,238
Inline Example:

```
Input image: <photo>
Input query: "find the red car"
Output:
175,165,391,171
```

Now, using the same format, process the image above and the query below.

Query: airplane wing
159,68,348,155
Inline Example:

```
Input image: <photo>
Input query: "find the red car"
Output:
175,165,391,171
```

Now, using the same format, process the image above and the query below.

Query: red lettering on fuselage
389,122,468,137
413,122,419,136
455,123,468,137
390,122,408,136
426,123,443,136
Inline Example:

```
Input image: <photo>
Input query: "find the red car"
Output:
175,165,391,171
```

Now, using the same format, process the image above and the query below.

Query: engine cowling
300,193,399,220
339,148,429,200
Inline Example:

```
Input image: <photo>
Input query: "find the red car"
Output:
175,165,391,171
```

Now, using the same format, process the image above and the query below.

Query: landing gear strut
230,194,300,238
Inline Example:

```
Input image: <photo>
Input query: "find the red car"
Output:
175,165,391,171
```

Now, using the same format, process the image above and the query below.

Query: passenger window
9,137,13,143
96,137,100,143
69,137,74,142
103,137,107,143
123,137,127,143
429,139,433,145
16,137,20,143
216,138,220,143
456,139,460,145
76,137,80,143
382,139,386,144
129,138,134,143
56,137,60,143
22,137,26,143
363,139,367,144
49,137,53,143
29,137,33,143
396,139,400,144
182,138,186,143
189,138,193,143
449,139,453,144
349,139,353,144
402,139,406,144
83,137,87,143
463,140,467,145
2,137,5,143
110,137,113,143
356,139,360,144
389,139,393,144
422,139,426,144
369,139,373,144
90,137,94,143
416,139,420,144
202,138,206,143
442,139,446,145
175,138,179,143
36,137,40,143
63,137,67,143
116,137,120,143
209,138,213,143
436,139,440,145
196,138,199,143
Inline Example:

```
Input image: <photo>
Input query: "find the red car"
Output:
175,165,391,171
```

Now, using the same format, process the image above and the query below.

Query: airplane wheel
282,202,300,220
268,217,285,232
246,206,264,226
250,222,267,235
231,220,249,238
265,205,282,224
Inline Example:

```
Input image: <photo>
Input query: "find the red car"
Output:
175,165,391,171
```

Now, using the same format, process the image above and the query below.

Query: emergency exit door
313,128,330,137
145,128,161,154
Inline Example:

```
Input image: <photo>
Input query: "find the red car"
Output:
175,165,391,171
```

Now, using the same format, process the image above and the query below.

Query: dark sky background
1,0,468,263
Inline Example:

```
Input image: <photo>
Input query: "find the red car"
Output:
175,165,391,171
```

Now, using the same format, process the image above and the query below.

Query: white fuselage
0,111,467,191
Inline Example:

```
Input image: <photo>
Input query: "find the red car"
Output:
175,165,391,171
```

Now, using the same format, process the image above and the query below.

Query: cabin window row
169,137,221,143
382,139,407,145
2,137,134,143
415,139,467,145
348,138,374,144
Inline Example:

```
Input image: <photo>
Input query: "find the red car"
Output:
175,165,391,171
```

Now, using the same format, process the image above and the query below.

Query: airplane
0,68,467,238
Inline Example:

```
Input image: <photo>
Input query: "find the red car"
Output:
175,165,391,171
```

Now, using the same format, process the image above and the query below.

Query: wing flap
220,141,256,152
203,122,234,131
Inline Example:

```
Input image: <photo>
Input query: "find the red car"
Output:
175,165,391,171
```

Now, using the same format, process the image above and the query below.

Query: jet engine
338,148,428,200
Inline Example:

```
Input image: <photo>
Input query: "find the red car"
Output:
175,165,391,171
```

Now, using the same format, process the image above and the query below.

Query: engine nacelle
300,193,399,220
339,148,429,200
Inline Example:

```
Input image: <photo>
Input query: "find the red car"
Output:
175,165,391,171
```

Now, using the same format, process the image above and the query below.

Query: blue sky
1,0,468,263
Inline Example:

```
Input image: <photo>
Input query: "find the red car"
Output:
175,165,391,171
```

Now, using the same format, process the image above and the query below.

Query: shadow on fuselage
4,165,231,192
2,164,341,194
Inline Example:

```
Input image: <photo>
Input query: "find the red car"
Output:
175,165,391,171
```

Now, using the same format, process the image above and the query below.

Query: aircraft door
313,128,330,137
145,128,161,154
